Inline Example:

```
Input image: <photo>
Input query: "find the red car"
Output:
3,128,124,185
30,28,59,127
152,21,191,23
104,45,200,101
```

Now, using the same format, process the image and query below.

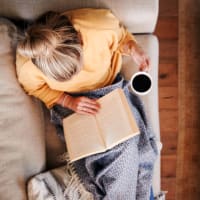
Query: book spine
95,115,107,148
119,90,140,133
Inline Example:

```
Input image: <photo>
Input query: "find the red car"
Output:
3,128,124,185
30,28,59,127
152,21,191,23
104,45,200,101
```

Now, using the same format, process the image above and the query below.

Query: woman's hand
123,40,150,71
59,94,100,115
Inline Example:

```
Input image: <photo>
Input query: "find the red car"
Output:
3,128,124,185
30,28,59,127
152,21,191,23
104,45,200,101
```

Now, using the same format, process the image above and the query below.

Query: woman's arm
19,80,100,114
118,29,150,71
122,39,150,72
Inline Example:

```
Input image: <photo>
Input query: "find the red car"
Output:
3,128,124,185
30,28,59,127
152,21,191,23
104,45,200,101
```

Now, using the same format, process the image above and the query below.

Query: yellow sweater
16,8,135,108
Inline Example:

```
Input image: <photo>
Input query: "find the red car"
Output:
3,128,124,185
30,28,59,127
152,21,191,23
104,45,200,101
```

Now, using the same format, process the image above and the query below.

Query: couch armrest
111,0,159,33
0,0,158,33
121,34,161,196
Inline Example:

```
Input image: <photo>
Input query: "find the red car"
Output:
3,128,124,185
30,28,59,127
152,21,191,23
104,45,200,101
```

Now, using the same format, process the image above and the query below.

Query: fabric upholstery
0,19,46,200
121,34,161,197
42,105,66,169
0,0,158,33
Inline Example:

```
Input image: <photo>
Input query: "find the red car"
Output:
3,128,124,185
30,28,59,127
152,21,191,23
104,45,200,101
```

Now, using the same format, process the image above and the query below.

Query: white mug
129,71,152,96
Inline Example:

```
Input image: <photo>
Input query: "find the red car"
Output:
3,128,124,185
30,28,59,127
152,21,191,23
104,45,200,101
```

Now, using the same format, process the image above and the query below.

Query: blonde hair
17,11,83,81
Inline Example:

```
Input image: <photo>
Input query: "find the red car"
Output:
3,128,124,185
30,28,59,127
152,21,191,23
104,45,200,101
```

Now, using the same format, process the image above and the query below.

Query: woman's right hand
61,94,101,115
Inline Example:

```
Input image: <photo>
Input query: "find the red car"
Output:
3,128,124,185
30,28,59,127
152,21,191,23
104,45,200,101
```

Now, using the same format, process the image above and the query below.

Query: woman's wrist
122,40,138,55
62,95,68,107
57,93,71,107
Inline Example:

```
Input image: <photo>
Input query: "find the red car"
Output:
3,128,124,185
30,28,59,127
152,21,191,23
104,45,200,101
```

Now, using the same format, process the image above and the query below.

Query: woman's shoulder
62,8,120,29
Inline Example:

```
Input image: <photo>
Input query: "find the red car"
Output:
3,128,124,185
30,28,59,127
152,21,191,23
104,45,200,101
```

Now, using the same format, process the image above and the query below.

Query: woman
16,8,157,199
16,9,149,114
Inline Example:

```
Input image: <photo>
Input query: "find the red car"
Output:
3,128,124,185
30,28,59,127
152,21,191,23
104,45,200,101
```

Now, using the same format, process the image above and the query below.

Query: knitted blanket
50,74,159,200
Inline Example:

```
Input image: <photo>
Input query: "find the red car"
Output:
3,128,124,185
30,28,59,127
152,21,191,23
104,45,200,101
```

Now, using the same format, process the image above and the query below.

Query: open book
63,88,140,162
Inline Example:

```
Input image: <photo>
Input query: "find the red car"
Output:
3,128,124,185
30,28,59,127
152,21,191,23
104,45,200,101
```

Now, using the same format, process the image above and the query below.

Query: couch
0,0,163,199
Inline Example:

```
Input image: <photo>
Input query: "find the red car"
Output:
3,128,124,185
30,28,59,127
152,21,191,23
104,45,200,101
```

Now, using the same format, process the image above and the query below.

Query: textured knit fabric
50,74,159,200
16,8,136,108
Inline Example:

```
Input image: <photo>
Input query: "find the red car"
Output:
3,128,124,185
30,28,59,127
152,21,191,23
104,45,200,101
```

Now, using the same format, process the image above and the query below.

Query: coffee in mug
130,72,152,95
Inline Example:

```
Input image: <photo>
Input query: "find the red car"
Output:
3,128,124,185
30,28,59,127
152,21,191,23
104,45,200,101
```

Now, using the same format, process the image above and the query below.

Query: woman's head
17,11,83,81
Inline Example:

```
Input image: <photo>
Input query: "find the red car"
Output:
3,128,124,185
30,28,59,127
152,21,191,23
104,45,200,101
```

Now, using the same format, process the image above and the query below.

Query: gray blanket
50,74,158,200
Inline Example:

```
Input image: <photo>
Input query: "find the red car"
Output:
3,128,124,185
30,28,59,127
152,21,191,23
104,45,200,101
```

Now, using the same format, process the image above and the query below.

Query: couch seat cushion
0,18,46,200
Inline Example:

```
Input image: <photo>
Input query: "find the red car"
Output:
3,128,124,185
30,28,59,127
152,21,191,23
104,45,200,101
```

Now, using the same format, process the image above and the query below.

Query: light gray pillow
0,18,46,200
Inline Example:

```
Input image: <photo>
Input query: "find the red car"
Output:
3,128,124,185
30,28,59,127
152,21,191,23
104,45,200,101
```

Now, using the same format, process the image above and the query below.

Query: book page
63,114,105,162
96,89,139,149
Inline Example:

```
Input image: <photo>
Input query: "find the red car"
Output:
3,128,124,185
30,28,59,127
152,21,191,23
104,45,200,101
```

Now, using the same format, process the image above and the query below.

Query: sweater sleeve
16,53,64,108
27,83,64,108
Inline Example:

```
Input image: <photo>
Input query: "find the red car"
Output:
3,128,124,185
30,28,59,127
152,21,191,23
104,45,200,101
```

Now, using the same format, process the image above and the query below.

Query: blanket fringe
58,153,94,200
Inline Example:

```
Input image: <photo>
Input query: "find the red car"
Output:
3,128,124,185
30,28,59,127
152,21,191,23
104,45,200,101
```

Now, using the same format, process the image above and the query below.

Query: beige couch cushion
0,0,158,33
0,19,46,200
121,34,161,197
